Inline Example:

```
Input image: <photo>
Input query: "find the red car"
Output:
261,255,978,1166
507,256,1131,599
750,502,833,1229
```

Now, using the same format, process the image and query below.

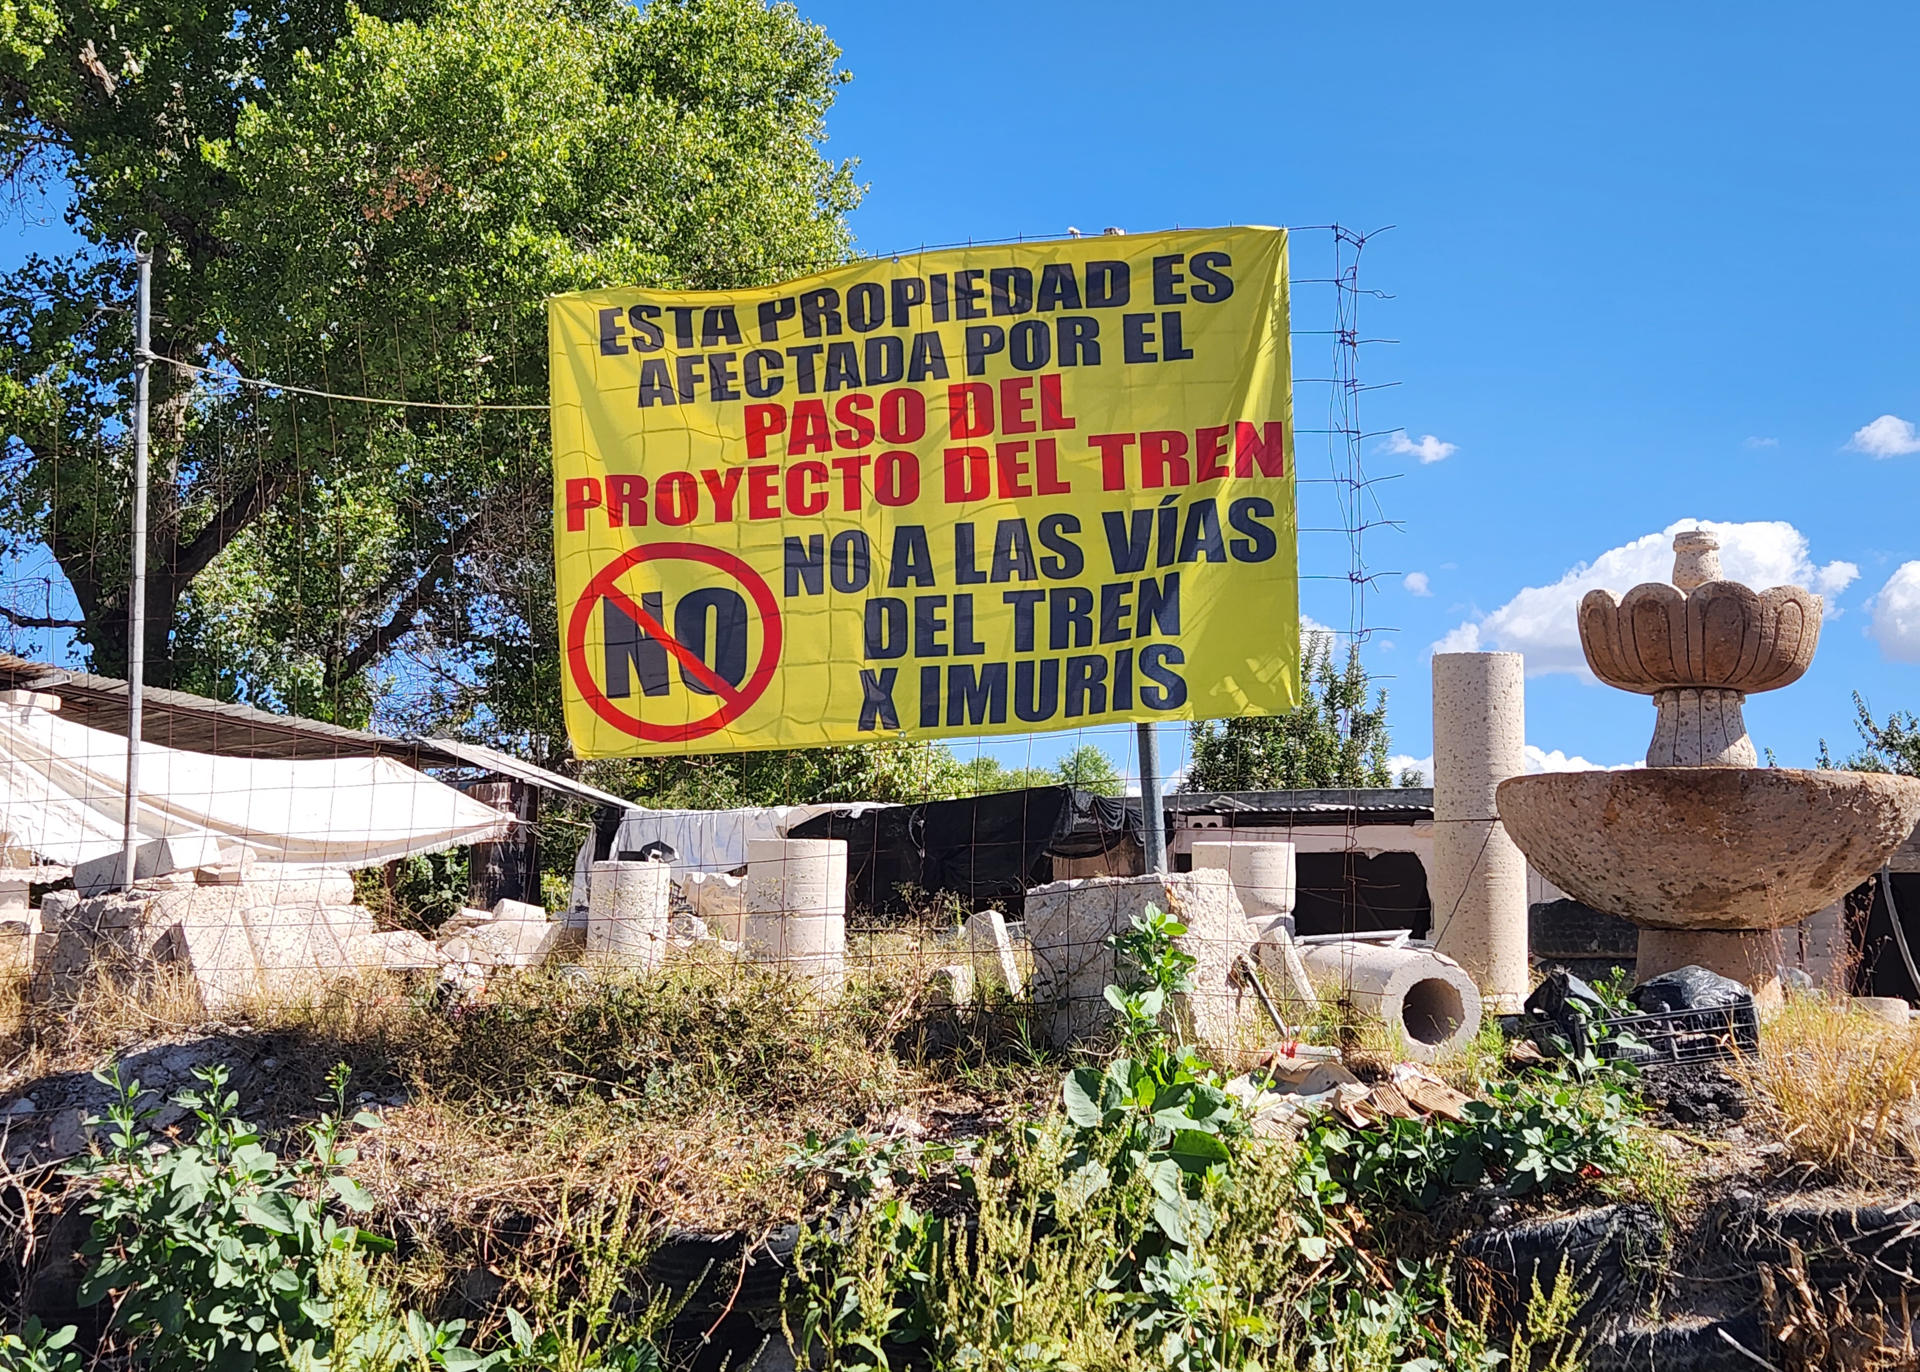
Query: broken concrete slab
74,834,226,895
194,843,258,885
927,962,975,1005
345,929,445,972
490,898,548,924
440,916,562,969
963,909,1022,995
1026,871,1260,1059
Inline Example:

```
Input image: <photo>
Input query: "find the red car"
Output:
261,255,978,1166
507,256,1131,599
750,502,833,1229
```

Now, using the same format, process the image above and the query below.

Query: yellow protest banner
549,226,1298,756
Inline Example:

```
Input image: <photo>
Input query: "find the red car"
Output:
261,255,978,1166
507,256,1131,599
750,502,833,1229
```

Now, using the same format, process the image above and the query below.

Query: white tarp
569,802,893,908
0,701,512,868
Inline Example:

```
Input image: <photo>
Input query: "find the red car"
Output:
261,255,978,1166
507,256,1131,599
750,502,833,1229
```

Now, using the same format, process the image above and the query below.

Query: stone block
441,916,562,969
491,898,548,923
194,844,258,885
1026,871,1259,1058
1,920,29,972
74,835,225,895
321,904,377,944
963,909,1022,994
239,867,356,908
0,877,26,922
245,905,338,994
927,962,975,1005
35,890,81,930
170,910,262,1011
71,894,155,932
437,907,497,937
345,929,445,972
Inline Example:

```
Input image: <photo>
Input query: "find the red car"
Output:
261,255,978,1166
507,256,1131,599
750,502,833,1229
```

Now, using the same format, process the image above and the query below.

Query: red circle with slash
565,542,783,743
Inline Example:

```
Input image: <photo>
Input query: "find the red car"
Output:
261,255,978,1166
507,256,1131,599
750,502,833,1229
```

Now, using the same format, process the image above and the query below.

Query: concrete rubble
962,908,1022,994
14,836,579,1009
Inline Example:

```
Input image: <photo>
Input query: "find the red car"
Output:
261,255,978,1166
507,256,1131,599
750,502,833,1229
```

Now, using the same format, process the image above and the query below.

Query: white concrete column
1430,651,1530,1012
743,838,848,993
587,860,672,971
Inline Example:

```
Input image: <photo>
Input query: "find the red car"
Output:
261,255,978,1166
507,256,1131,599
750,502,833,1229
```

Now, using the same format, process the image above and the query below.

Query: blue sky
10,2,1920,788
805,0,1920,782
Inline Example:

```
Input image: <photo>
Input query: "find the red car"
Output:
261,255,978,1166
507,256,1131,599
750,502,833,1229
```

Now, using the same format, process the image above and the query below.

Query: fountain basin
1497,768,1920,933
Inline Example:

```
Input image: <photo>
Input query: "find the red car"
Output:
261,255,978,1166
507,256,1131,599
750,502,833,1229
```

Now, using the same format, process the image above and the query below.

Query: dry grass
1735,996,1920,1176
1,955,211,1089
4,936,1059,1246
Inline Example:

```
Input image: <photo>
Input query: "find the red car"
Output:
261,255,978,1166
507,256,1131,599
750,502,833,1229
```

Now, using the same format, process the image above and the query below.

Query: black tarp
1292,851,1433,938
1859,871,1920,999
786,785,1141,917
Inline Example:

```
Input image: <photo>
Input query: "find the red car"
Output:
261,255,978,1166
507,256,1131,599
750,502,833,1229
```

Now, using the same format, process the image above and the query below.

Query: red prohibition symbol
565,542,783,743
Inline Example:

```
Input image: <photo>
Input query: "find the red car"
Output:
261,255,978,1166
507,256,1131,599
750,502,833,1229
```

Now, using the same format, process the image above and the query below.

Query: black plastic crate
1523,997,1760,1066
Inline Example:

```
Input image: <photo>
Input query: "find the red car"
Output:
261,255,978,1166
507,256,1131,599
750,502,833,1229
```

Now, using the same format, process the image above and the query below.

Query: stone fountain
1497,530,1920,1006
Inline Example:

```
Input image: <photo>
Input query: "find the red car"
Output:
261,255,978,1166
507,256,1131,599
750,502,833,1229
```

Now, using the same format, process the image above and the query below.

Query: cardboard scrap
1227,1056,1483,1137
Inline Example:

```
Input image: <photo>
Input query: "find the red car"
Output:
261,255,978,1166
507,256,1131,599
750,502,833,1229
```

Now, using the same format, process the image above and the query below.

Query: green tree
1819,692,1920,775
1,0,858,744
1054,743,1123,796
1185,632,1399,792
950,755,1058,797
582,738,968,810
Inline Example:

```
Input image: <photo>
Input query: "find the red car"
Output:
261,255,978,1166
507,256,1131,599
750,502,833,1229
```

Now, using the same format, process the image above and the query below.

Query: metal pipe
1137,721,1166,873
121,237,152,892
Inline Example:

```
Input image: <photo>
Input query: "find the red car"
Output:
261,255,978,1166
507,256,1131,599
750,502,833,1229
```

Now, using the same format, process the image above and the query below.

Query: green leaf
328,1175,376,1213
1062,1068,1109,1128
1150,1195,1191,1246
1163,1128,1231,1172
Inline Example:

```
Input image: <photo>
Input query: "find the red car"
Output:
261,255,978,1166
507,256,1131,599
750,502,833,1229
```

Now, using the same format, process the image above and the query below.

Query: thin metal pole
1137,721,1166,874
121,238,152,891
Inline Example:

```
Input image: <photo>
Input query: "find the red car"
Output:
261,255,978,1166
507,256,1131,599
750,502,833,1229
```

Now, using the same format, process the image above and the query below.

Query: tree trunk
468,780,540,908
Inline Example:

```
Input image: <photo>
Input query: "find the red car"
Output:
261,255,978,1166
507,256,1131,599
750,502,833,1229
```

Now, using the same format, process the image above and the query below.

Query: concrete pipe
744,838,849,993
1190,840,1297,939
588,860,672,971
1297,941,1483,1061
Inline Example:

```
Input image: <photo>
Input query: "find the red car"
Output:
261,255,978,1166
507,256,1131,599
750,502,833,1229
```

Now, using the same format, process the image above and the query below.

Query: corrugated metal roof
1167,787,1434,822
407,735,634,811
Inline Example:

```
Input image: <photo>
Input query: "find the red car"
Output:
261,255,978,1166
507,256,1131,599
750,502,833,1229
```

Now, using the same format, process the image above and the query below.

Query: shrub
32,1062,493,1372
1735,995,1920,1174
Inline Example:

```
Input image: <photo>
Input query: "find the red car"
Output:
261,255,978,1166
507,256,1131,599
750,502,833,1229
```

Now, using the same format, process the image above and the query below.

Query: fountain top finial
1671,529,1722,591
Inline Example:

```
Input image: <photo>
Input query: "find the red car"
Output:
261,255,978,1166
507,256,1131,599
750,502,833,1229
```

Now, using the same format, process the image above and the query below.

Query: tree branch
0,603,85,631
167,463,295,589
335,514,486,682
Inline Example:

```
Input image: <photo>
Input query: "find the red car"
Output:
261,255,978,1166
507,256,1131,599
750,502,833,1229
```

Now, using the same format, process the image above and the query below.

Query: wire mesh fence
2,225,1409,1167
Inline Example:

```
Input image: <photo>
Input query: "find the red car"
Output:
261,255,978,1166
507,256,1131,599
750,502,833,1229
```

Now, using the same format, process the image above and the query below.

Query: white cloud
1869,562,1920,662
1386,747,1638,788
1430,621,1482,655
1744,436,1779,449
1384,431,1457,464
1403,571,1432,597
1523,746,1642,774
1848,414,1920,458
1430,519,1859,676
